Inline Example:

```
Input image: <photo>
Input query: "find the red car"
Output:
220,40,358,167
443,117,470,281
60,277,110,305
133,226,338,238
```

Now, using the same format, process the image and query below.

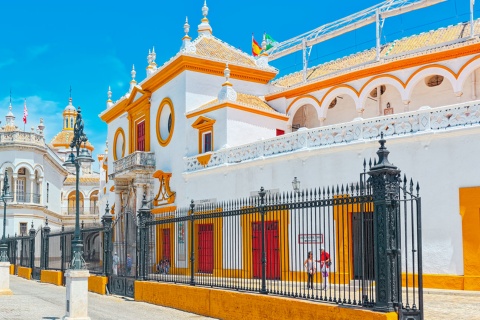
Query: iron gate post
258,187,267,295
189,200,195,286
102,203,114,277
29,222,36,270
42,218,51,270
137,194,151,281
368,135,402,312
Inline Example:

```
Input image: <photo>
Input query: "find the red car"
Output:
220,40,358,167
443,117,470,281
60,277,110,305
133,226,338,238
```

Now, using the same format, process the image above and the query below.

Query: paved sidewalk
0,276,215,320
1,275,480,319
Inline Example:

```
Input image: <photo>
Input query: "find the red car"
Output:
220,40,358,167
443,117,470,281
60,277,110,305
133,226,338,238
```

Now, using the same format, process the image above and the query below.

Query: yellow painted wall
135,281,396,320
88,275,108,295
17,266,31,280
459,187,480,291
9,264,14,275
40,270,63,286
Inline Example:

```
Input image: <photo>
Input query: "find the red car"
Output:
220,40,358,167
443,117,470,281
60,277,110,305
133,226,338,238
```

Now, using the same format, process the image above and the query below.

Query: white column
64,269,90,320
402,100,410,112
0,262,13,295
12,174,17,203
30,174,35,203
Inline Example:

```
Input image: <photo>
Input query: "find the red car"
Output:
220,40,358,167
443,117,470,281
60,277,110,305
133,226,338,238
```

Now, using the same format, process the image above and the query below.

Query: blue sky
0,0,475,168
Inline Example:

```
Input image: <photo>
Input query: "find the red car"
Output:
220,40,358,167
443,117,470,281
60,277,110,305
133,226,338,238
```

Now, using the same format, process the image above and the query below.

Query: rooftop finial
9,89,11,104
218,63,236,102
184,16,190,37
131,64,136,82
107,86,113,108
198,0,212,36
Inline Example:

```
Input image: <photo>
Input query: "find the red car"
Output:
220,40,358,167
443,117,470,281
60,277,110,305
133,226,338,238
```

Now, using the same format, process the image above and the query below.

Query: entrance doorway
252,221,280,280
162,228,171,260
198,224,214,273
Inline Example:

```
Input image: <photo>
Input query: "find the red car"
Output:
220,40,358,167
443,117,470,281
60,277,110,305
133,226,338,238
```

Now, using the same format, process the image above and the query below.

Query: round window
113,128,125,160
156,98,175,146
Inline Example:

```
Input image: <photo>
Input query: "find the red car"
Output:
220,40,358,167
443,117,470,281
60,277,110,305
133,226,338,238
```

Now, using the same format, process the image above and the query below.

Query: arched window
71,117,74,128
65,118,68,128
89,191,99,215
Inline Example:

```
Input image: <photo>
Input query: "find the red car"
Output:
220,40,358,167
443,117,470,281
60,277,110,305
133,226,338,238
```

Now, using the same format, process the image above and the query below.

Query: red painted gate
137,121,145,151
252,221,280,280
198,224,214,273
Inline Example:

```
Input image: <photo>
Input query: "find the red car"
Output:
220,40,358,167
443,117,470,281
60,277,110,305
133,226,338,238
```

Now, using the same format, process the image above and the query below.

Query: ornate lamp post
0,170,13,262
62,106,93,320
63,107,94,269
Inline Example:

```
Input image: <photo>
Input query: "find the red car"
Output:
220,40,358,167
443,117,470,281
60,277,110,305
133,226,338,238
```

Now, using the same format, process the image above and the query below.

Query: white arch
457,56,480,91
86,188,100,198
0,161,15,175
359,76,407,108
320,86,360,118
33,164,45,178
286,96,321,127
405,66,459,100
14,161,35,175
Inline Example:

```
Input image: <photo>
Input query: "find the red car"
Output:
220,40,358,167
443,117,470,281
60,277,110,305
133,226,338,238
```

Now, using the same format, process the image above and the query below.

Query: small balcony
111,151,156,179
0,192,41,205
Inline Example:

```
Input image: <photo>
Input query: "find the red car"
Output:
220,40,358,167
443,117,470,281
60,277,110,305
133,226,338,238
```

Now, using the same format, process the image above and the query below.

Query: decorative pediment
153,170,176,206
191,116,216,129
127,86,146,105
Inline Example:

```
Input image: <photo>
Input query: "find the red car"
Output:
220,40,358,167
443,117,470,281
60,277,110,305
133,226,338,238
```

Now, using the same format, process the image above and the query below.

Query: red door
162,228,170,260
252,221,280,280
198,224,214,273
137,121,145,151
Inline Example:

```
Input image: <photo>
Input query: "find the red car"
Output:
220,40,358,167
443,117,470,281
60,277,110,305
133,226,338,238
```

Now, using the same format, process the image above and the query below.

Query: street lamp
63,106,94,269
0,170,13,262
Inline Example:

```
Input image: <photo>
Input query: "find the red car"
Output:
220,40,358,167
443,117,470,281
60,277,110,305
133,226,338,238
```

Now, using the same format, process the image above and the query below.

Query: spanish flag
252,34,262,57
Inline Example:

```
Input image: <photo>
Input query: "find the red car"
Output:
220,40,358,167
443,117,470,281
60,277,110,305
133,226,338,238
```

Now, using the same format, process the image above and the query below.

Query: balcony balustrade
0,131,44,147
111,151,156,179
0,192,41,205
184,100,480,172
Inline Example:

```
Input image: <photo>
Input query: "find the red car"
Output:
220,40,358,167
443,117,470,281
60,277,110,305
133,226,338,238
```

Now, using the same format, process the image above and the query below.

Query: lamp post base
0,261,13,295
63,269,90,320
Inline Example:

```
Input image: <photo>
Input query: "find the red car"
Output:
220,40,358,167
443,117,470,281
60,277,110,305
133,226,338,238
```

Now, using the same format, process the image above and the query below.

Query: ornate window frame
113,128,126,161
156,98,175,147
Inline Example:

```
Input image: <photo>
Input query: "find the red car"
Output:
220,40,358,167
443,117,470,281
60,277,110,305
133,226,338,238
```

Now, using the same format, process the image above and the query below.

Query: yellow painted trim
404,63,457,86
151,205,177,214
459,186,480,290
135,281,397,320
153,170,176,206
88,275,108,295
109,185,115,192
156,97,175,147
128,96,151,153
100,55,276,125
113,127,126,161
191,116,216,154
318,84,359,107
186,102,289,121
41,270,63,286
17,266,32,280
9,264,14,274
240,208,290,280
266,44,480,101
197,154,212,167
358,74,406,95
286,94,321,114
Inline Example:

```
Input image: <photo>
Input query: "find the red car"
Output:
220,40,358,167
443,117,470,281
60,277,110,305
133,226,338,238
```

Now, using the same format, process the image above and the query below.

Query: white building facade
101,2,480,291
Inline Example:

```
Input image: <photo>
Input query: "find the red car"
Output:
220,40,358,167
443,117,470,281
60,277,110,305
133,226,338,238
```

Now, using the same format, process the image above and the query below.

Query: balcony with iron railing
111,151,156,179
0,192,41,205
184,101,480,172
61,206,100,215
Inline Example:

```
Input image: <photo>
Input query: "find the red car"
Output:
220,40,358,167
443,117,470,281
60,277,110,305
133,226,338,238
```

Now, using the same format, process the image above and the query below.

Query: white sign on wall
298,234,323,244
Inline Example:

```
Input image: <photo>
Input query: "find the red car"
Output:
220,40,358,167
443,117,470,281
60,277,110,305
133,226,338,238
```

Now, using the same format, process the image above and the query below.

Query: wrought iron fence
45,224,104,275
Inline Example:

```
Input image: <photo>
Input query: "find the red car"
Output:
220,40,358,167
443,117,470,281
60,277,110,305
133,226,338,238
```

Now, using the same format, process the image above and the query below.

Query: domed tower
50,95,94,172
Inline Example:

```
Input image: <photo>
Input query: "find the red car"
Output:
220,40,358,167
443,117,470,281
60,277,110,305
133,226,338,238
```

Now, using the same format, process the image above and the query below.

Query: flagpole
471,0,475,39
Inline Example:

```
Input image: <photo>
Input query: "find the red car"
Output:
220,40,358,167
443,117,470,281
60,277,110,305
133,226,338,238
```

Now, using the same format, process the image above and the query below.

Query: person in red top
317,246,330,290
